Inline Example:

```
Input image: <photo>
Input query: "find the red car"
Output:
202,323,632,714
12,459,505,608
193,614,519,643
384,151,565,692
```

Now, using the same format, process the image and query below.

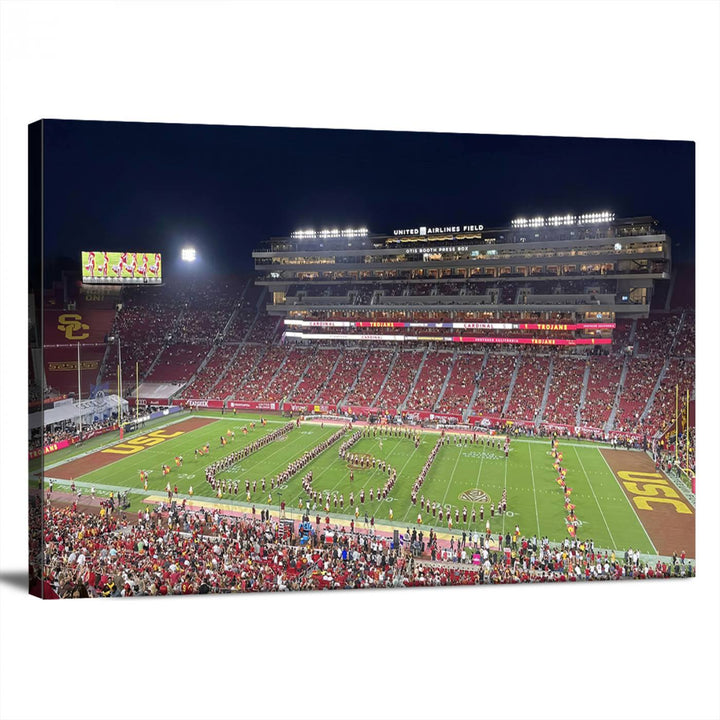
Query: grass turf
40,411,655,553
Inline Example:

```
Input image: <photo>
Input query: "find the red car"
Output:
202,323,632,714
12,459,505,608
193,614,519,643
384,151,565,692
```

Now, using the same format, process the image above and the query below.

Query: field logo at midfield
617,471,692,514
102,429,186,455
461,451,502,461
460,489,490,502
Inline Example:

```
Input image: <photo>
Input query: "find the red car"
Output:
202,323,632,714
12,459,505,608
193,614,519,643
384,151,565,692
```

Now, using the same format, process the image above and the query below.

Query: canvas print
28,121,695,599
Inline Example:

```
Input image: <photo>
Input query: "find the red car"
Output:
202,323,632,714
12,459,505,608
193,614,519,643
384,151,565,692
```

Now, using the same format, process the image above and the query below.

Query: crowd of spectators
504,355,551,422
405,351,454,411
222,310,255,343
214,345,266,400
80,280,694,436
672,310,695,357
33,500,693,600
292,349,342,403
614,356,665,433
374,350,424,409
435,353,480,415
146,341,212,384
259,348,315,403
171,279,245,342
179,344,238,399
30,417,118,451
634,313,682,355
542,357,586,426
471,354,516,416
578,355,624,428
245,315,283,345
345,350,395,407
315,349,367,405
642,357,695,434
233,346,288,401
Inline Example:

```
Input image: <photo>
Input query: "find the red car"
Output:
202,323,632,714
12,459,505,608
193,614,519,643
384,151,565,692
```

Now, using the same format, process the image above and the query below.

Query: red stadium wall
43,307,116,395
42,345,106,396
44,308,115,345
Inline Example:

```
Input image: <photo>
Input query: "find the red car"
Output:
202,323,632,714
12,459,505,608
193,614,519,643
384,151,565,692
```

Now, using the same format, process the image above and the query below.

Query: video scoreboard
81,251,162,285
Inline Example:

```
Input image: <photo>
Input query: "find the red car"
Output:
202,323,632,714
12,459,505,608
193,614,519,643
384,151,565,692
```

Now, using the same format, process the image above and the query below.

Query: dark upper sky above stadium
38,119,695,281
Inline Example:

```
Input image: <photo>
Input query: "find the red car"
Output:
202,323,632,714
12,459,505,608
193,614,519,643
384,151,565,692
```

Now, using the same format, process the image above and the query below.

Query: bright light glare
181,247,196,262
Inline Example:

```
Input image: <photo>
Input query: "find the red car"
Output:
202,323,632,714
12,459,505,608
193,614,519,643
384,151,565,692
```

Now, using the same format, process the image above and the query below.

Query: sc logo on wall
57,313,90,340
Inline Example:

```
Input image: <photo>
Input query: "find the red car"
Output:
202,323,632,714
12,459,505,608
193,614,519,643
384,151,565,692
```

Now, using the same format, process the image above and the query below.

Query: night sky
39,119,695,281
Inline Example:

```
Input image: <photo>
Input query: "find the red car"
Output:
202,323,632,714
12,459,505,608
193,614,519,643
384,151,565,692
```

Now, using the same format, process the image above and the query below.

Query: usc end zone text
102,429,186,455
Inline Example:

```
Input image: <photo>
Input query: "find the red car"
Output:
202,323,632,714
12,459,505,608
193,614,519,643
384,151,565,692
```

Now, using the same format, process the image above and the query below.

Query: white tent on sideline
28,395,128,431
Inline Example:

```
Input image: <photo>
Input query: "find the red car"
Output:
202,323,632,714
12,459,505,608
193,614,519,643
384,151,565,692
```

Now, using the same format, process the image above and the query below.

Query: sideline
43,483,684,566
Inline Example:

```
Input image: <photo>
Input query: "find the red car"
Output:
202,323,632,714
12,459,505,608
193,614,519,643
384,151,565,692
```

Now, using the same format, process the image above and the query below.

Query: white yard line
222,427,342,492
436,444,463,514
501,452,508,535
398,440,440,524
596,448,657,554
466,445,487,533
572,445,617,548
527,443,542,539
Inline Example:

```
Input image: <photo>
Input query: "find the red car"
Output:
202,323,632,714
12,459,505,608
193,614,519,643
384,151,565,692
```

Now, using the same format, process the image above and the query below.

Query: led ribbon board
284,319,615,331
284,331,611,346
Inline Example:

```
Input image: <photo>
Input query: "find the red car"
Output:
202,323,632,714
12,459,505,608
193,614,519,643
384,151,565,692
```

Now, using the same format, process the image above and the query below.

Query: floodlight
181,247,196,262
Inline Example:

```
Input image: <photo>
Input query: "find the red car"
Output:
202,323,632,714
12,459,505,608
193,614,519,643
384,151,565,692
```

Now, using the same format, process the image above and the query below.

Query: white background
1,2,719,719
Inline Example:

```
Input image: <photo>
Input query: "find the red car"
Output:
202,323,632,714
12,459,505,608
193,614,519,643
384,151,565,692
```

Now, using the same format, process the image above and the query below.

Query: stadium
29,210,696,598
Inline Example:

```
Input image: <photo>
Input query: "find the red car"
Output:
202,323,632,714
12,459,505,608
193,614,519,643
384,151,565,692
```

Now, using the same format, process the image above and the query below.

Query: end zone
601,448,695,558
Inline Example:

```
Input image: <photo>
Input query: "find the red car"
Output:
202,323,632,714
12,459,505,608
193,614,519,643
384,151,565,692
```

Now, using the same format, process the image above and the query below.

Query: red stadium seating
505,356,551,422
642,357,695,433
673,311,695,357
542,357,587,426
405,351,454,412
436,353,482,416
374,350,424,410
614,356,665,433
470,354,516,416
179,343,238,398
215,345,267,400
634,313,682,355
345,350,395,407
261,348,315,403
579,356,623,428
146,342,212,383
315,349,368,405
235,346,291,401
292,349,341,403
49,277,692,436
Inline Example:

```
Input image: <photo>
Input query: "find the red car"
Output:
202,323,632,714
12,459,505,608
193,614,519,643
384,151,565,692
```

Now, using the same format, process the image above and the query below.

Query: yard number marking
617,471,692,514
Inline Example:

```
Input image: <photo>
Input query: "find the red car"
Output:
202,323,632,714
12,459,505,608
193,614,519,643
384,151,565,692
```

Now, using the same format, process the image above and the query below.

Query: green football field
40,410,656,553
